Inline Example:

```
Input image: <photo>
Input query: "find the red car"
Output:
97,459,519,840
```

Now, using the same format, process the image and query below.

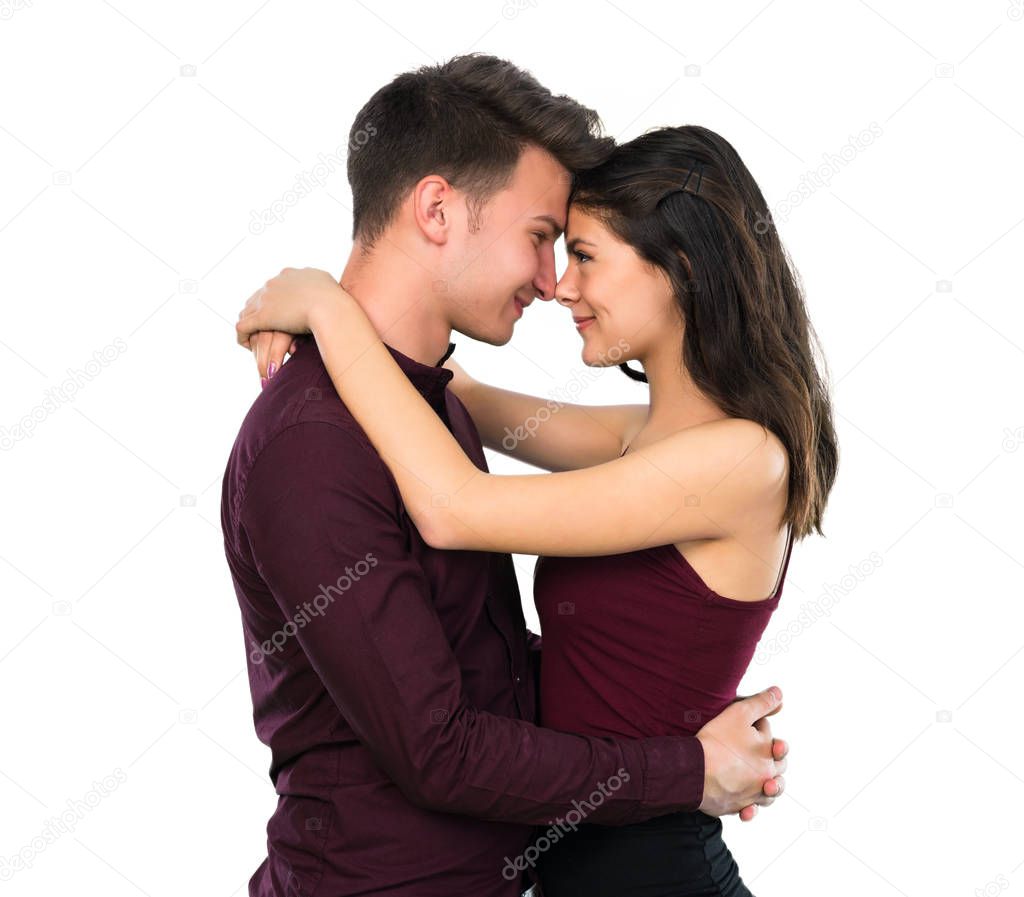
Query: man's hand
696,686,788,820
737,736,788,821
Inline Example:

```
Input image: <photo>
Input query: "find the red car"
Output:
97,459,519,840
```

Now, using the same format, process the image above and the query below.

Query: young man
221,54,788,897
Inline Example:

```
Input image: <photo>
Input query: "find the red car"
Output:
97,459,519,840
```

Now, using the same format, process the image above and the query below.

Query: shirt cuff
633,735,705,820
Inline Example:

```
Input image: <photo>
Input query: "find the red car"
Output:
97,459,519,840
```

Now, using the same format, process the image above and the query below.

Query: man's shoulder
221,343,384,528
234,363,370,459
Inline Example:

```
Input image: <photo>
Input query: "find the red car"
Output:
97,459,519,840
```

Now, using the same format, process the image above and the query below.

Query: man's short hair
347,53,614,246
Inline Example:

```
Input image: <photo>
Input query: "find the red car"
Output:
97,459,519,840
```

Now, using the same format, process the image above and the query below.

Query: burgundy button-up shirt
220,334,704,897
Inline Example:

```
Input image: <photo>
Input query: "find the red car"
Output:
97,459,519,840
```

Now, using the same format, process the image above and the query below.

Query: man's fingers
739,805,757,822
773,738,788,760
763,775,785,798
739,686,782,725
762,695,783,718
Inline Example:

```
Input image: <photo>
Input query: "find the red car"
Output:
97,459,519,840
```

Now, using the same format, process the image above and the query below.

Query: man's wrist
635,734,705,820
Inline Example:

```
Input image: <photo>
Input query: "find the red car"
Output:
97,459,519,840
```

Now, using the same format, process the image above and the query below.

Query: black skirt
532,810,755,897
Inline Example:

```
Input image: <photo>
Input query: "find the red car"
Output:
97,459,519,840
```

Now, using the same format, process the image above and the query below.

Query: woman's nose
554,276,578,306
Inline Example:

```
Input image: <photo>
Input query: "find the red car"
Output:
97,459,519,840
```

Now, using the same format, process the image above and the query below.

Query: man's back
220,335,538,896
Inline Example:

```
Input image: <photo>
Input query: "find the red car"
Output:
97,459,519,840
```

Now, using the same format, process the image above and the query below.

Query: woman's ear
412,175,453,246
675,248,695,282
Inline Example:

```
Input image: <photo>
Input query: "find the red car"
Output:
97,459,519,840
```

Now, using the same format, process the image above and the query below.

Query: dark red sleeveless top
533,522,793,739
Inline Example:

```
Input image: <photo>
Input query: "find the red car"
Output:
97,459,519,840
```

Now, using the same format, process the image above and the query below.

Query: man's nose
533,279,557,302
533,248,558,300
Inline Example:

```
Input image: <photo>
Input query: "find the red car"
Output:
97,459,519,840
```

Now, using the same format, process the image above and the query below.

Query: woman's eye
573,250,591,264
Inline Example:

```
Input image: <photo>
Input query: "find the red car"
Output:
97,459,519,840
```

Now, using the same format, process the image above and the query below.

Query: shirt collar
295,334,455,404
383,341,455,403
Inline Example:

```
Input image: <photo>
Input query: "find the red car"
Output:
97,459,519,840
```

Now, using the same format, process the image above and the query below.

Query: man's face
440,145,570,345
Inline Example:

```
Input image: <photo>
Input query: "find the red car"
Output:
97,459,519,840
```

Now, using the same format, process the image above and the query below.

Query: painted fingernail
261,377,268,390
268,361,277,379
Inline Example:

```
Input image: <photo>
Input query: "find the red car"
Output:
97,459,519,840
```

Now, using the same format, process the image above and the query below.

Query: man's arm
239,420,703,827
448,365,646,472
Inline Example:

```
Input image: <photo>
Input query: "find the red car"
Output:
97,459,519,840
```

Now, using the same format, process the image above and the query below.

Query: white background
2,1,1023,894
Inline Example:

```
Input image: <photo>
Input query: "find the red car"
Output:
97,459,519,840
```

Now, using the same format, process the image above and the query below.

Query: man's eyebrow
530,215,564,240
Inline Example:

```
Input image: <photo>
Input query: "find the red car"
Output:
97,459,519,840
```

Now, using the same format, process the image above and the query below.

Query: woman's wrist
308,283,355,335
308,284,385,374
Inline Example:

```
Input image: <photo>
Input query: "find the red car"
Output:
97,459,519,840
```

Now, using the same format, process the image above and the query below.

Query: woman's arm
243,313,645,472
445,361,647,472
236,268,788,557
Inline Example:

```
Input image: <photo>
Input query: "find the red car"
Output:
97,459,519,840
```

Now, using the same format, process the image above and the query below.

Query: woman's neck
634,343,727,442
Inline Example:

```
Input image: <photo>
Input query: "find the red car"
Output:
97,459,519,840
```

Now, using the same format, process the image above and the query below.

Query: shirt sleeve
238,420,704,825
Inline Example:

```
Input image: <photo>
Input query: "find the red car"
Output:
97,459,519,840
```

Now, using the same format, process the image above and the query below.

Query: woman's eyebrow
566,237,596,251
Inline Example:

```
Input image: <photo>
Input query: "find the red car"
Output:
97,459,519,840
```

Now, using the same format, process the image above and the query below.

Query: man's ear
411,175,453,246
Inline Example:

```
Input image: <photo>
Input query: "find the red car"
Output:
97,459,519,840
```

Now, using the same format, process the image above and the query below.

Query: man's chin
465,324,515,347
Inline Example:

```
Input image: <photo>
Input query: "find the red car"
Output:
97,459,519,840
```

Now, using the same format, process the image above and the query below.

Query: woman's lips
574,316,596,331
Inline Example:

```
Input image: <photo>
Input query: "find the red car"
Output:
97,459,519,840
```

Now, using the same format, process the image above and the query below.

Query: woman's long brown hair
571,125,838,538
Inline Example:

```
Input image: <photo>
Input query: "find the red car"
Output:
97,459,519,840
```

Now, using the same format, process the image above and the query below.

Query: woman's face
555,206,682,368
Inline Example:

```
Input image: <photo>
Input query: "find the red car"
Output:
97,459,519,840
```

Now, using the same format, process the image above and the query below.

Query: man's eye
532,232,547,243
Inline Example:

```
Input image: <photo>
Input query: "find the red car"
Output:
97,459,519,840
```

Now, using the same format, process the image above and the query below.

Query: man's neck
337,242,454,368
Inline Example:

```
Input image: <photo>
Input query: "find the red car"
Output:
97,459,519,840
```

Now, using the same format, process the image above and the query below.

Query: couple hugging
221,52,837,897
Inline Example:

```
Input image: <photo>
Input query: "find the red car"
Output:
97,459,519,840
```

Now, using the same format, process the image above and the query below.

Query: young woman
235,125,838,896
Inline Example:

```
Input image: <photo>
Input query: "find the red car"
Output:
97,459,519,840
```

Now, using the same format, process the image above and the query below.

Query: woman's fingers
253,331,294,384
236,289,264,347
236,315,254,348
253,331,274,379
267,332,292,380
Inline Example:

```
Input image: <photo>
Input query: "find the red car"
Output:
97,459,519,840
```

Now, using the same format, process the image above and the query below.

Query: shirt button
514,674,522,684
